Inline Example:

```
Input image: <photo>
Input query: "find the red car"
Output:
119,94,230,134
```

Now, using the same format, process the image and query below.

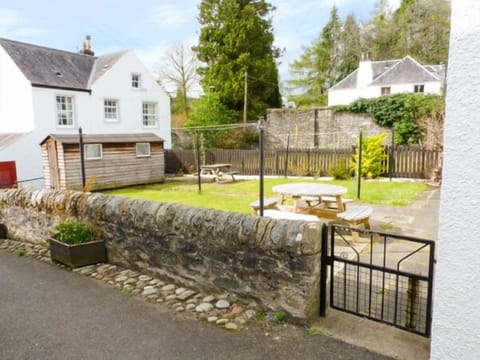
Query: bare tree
157,43,199,117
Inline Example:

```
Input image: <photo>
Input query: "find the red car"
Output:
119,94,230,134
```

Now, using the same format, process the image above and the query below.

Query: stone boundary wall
266,108,391,149
0,189,322,322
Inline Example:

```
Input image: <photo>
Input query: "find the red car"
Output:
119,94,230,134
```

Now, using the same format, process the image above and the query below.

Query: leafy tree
366,0,450,64
288,0,450,108
184,91,238,148
338,14,362,81
393,0,450,64
194,0,281,120
364,0,399,61
288,6,341,106
157,43,199,117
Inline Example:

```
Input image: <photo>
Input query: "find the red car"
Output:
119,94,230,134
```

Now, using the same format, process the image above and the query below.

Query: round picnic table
272,182,348,216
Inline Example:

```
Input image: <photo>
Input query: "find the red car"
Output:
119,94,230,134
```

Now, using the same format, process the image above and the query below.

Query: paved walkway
0,250,390,360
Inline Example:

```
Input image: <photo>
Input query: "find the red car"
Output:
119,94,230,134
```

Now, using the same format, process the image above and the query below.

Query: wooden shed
40,133,165,190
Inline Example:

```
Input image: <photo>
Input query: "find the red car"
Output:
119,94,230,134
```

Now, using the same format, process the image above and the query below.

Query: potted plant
49,219,106,268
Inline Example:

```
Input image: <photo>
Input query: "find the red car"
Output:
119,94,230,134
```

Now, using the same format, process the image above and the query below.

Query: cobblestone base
0,239,258,332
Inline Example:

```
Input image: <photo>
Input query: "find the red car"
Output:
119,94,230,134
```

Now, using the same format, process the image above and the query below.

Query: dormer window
132,73,141,88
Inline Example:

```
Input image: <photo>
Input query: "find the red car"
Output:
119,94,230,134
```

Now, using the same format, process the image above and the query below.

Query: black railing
322,224,435,337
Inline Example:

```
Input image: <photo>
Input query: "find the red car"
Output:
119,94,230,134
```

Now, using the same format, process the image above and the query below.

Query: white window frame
381,87,391,96
56,95,75,128
414,84,425,93
104,98,120,122
84,144,103,160
136,143,151,157
132,73,141,88
142,102,158,128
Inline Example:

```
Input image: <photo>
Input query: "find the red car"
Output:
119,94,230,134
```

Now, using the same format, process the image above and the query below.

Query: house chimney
357,53,372,88
81,35,95,56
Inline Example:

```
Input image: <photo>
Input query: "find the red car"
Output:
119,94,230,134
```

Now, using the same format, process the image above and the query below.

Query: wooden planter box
49,238,107,268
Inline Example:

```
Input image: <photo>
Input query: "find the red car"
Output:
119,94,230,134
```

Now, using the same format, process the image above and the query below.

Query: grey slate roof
0,133,28,150
91,51,128,83
330,56,444,90
40,133,164,145
0,38,127,91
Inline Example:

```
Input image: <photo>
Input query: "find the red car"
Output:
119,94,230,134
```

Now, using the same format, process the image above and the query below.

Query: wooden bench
263,209,320,222
250,197,280,214
302,196,352,209
336,205,373,241
217,170,239,183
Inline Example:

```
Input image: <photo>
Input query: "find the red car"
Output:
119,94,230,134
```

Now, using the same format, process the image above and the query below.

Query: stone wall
266,108,391,149
0,189,322,322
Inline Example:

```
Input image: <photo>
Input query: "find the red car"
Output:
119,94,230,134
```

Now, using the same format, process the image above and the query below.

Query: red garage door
0,161,17,188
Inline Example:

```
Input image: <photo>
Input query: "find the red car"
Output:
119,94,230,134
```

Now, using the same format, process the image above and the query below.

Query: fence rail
165,146,442,179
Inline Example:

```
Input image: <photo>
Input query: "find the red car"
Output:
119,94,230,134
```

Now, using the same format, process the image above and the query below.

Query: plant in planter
49,219,106,268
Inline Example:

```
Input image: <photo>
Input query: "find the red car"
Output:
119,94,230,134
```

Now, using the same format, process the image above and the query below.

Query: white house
0,36,171,188
327,55,445,106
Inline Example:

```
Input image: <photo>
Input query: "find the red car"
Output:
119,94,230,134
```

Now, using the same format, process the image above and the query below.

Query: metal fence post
78,127,86,189
258,117,265,216
320,223,329,317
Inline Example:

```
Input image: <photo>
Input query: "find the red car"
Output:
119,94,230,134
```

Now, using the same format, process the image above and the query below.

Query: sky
0,0,400,94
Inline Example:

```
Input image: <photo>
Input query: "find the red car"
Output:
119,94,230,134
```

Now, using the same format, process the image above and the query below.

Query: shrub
351,133,388,179
52,220,95,245
328,162,351,180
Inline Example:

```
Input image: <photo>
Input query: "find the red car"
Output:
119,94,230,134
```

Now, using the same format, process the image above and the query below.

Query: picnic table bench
200,164,238,183
249,197,280,214
335,205,373,241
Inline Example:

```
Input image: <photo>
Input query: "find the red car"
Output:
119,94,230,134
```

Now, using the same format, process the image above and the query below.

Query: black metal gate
320,224,435,337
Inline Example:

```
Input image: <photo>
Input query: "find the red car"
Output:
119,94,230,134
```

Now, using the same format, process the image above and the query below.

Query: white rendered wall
0,50,171,187
431,1,480,358
91,51,171,148
328,81,443,106
0,45,34,132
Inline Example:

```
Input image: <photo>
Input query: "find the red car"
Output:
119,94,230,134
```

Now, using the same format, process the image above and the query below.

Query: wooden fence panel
164,146,441,179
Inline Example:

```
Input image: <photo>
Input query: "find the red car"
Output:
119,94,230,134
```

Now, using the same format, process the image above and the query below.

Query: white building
431,1,480,358
0,37,171,188
327,55,445,106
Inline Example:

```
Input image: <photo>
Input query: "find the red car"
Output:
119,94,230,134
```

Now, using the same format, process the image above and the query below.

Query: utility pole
243,71,248,127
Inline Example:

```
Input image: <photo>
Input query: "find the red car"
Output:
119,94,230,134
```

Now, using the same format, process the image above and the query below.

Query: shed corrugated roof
40,133,164,145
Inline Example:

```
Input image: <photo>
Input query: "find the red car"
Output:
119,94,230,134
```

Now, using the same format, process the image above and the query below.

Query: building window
104,99,119,121
56,95,74,127
84,144,102,160
136,143,151,157
414,84,425,93
132,73,141,88
381,87,391,96
142,102,158,127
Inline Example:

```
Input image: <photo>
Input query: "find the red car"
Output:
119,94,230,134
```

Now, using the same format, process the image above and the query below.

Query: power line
171,123,257,131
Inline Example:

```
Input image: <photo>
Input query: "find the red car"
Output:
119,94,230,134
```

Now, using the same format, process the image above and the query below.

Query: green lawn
104,177,427,214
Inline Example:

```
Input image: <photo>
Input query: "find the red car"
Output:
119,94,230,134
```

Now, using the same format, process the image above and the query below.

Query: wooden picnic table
272,182,348,219
200,163,238,183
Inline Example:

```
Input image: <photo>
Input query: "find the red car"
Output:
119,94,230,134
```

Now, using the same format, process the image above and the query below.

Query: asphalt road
0,250,391,360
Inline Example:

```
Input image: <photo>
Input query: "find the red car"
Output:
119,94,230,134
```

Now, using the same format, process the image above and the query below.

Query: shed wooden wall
42,141,164,190
41,138,67,190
